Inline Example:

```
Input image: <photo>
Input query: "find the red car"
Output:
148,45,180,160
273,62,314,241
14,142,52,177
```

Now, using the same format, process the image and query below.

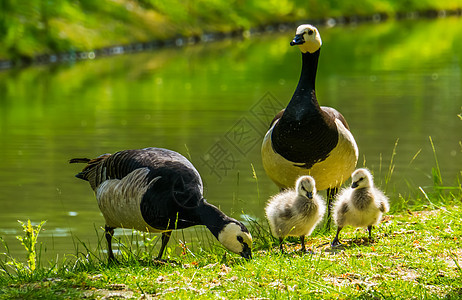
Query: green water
0,18,461,260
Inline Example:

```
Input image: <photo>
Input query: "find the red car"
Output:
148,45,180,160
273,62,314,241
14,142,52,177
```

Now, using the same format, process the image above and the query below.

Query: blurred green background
2,0,462,61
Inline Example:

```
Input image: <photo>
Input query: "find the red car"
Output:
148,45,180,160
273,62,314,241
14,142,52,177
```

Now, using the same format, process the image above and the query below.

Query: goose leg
326,187,338,215
331,226,343,247
325,187,338,229
156,231,172,260
105,225,117,263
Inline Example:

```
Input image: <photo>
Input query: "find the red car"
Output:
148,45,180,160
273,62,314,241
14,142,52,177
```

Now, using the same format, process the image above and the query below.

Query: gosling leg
300,235,306,252
156,231,172,260
331,226,343,247
367,225,373,241
279,237,285,253
105,225,117,264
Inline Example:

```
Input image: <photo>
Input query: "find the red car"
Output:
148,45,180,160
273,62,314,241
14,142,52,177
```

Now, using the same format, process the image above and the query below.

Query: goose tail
69,153,112,182
69,158,91,164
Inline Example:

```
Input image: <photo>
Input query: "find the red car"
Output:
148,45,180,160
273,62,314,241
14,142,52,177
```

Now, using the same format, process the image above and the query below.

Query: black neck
270,48,340,167
298,50,319,91
283,50,321,120
196,200,230,239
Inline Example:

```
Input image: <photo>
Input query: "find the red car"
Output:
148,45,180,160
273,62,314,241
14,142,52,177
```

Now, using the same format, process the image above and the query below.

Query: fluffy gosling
265,176,326,252
331,168,389,247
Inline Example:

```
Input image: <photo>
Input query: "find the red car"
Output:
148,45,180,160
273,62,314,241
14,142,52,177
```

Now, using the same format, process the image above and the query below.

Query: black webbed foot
331,238,343,248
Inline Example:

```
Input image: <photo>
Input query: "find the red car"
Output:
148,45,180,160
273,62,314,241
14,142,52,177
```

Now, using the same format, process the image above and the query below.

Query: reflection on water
0,18,461,260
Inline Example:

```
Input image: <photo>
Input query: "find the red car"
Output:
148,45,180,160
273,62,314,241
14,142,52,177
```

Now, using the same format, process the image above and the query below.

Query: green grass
1,177,461,299
1,204,461,299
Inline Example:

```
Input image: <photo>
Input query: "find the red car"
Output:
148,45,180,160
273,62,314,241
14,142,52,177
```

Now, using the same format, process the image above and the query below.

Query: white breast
95,168,165,233
339,202,383,228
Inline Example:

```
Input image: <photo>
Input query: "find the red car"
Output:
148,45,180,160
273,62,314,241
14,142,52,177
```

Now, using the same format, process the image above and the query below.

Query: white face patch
295,24,322,54
352,168,373,189
217,223,252,254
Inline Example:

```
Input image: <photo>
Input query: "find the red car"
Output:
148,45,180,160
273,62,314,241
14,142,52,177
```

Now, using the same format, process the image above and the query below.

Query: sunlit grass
1,133,461,298
1,203,461,298
1,169,460,298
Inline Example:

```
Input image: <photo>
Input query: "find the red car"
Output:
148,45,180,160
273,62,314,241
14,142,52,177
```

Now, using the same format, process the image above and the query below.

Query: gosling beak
351,181,359,189
306,192,313,199
240,243,252,260
290,34,305,46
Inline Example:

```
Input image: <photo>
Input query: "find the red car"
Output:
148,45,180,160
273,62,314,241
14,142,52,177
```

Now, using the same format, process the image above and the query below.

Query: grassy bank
0,172,461,299
2,0,462,62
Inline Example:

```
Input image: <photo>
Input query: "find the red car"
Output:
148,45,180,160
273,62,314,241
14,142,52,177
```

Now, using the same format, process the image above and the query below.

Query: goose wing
268,109,285,129
321,106,350,130
373,188,390,213
72,148,202,192
72,147,205,230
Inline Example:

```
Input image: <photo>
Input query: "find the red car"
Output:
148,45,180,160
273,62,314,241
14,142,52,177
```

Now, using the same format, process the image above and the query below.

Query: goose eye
237,236,244,243
307,29,314,35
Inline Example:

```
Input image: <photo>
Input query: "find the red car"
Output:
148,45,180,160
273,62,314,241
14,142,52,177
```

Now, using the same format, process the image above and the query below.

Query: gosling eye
307,29,314,35
237,236,244,243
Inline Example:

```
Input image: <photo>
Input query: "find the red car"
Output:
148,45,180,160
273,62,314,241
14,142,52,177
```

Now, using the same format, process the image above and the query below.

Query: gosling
331,168,389,247
265,176,326,252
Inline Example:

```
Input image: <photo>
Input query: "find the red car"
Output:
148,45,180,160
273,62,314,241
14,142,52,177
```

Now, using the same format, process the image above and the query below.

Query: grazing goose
331,168,389,246
261,24,358,215
265,175,326,252
70,147,252,262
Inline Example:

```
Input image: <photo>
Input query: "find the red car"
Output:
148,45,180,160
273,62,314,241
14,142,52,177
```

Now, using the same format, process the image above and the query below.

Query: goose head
351,168,373,189
296,175,317,199
218,221,253,259
290,24,322,54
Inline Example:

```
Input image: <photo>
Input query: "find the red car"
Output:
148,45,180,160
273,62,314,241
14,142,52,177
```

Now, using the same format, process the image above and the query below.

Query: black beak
240,243,252,260
351,181,359,188
306,192,313,199
290,34,305,46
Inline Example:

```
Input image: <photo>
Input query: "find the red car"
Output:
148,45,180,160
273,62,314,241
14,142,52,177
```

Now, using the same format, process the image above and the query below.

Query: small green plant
429,136,443,187
251,163,260,203
245,215,276,251
16,220,46,273
0,220,47,282
384,138,399,192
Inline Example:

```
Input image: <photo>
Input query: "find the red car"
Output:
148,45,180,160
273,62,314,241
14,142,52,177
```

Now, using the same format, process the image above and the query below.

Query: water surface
0,18,461,260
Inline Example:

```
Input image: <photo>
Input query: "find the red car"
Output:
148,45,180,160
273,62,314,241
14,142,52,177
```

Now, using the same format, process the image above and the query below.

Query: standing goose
265,175,326,252
70,147,252,262
261,24,358,215
331,168,389,246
